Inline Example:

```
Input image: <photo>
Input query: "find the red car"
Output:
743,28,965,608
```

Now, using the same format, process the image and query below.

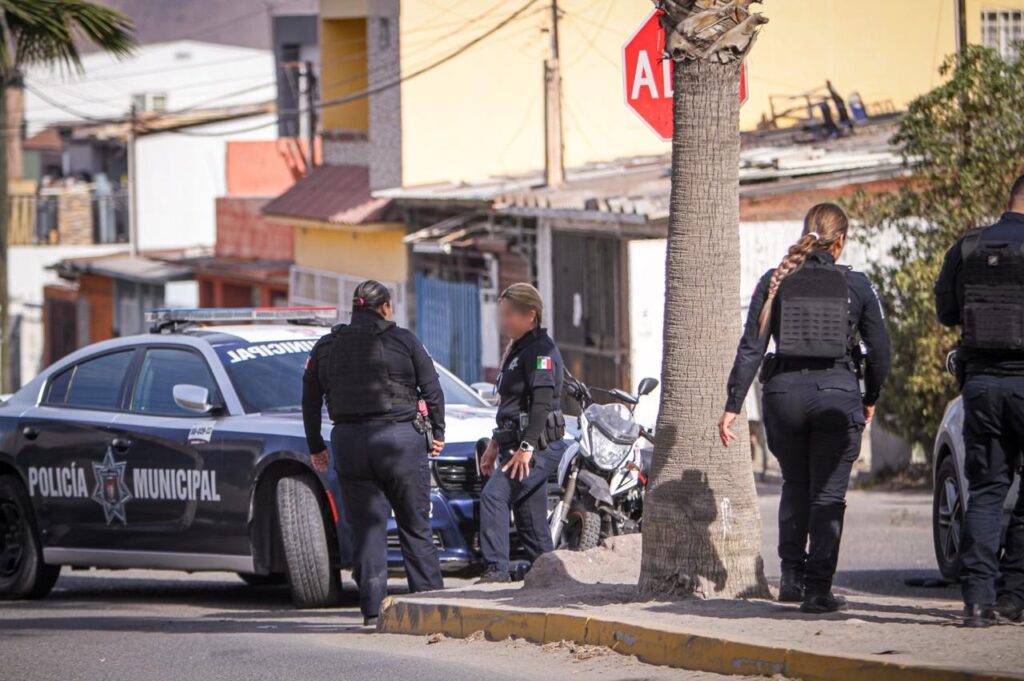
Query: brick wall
215,197,294,260
739,176,909,222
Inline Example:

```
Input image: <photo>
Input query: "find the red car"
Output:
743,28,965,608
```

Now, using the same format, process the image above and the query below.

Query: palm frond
0,0,135,77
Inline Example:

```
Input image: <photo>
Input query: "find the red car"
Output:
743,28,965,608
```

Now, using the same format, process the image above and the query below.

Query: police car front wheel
0,475,60,600
276,474,341,608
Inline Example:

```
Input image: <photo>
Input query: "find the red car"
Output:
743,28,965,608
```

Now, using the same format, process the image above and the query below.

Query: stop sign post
623,9,748,140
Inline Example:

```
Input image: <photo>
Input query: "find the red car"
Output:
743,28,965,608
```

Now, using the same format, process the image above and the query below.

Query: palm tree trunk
0,76,10,394
639,57,770,600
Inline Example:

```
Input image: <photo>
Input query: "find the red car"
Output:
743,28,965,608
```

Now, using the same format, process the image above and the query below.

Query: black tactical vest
325,323,417,419
773,261,851,360
961,230,1024,352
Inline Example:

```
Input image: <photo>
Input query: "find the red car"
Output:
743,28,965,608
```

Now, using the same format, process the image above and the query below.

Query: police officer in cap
936,175,1024,627
477,283,566,583
719,203,891,614
303,280,445,625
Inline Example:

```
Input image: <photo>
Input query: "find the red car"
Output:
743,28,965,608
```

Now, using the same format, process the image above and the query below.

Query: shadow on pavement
424,558,964,629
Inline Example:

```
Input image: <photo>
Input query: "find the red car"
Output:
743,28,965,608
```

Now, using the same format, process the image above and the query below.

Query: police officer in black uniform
936,175,1024,627
477,283,565,583
719,203,891,614
302,280,445,625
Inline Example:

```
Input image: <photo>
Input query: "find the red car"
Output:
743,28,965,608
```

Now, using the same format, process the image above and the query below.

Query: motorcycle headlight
587,425,631,471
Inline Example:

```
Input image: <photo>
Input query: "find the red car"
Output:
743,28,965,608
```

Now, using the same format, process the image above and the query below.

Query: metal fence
414,274,482,384
289,265,408,328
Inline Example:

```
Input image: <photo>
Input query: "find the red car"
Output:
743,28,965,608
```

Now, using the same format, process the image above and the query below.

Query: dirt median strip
378,597,1022,681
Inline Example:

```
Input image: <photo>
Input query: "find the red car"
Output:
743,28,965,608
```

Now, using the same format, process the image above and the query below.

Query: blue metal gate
415,275,482,383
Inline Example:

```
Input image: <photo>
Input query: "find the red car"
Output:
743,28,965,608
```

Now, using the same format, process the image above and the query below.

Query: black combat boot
995,595,1023,623
800,592,848,614
963,604,998,628
778,569,806,603
476,564,511,584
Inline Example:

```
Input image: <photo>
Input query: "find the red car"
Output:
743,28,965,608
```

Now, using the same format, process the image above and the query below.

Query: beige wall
293,224,408,282
393,0,1024,188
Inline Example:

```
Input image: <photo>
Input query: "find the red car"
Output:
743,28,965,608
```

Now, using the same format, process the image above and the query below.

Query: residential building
262,164,409,326
194,138,318,309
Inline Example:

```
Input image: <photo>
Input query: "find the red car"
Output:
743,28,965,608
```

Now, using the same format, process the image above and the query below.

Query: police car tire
0,475,60,600
932,456,964,582
276,474,340,608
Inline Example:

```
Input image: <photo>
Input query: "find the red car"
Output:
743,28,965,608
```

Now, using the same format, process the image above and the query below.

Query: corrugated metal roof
376,119,905,221
261,165,393,225
59,255,194,284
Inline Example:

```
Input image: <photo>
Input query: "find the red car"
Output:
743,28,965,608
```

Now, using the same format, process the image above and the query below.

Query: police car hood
252,404,496,451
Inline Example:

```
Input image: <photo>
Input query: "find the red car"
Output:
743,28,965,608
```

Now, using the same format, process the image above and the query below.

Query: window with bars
981,9,1024,60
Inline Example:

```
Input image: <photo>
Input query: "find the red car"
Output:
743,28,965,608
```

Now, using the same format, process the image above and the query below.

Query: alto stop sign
623,9,748,140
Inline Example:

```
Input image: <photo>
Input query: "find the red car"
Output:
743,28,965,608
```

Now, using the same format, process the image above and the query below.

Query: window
45,351,134,410
130,92,169,113
982,10,1024,61
130,348,220,416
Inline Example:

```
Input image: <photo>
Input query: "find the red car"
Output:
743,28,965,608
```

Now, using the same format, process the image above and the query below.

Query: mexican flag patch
536,356,553,370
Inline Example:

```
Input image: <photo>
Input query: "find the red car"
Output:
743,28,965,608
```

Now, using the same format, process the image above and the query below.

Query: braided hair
757,203,850,336
352,280,392,313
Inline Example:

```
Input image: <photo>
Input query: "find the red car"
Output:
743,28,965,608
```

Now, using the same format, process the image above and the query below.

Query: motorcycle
548,372,658,551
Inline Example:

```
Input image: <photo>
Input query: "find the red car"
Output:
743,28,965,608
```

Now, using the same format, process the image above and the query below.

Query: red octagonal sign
623,9,748,140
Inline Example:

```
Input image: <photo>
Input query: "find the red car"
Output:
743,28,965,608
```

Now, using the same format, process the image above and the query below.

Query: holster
412,413,433,452
492,425,518,450
759,353,778,383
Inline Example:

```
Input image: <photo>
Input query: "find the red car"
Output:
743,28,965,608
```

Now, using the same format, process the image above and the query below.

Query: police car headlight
587,426,630,471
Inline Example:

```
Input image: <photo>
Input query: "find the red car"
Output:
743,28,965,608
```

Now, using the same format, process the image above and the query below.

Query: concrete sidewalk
378,545,1024,681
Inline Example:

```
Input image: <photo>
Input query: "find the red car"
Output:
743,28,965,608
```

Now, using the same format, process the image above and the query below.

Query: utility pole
127,103,139,257
304,59,318,172
955,0,968,54
544,0,564,187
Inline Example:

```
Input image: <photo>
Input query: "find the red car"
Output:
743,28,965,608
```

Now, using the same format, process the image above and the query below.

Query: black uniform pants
332,421,444,618
960,374,1024,606
479,442,562,572
762,368,865,594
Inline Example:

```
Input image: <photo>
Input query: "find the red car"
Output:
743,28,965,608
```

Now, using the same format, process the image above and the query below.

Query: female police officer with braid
303,280,445,625
718,204,891,614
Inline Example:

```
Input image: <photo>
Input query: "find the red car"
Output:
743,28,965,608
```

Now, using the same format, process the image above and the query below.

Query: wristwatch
518,441,535,453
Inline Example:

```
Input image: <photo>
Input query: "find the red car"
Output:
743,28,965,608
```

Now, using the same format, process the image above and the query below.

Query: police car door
16,349,135,552
108,346,226,555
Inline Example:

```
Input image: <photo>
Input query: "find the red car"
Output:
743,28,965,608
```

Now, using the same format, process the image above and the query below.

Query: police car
932,395,1020,580
0,307,496,607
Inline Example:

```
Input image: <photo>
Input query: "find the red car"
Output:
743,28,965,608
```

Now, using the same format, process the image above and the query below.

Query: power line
188,0,545,137
28,52,272,87
316,0,542,114
25,0,544,140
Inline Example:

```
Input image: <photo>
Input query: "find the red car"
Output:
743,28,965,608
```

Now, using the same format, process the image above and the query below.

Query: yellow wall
394,0,1024,188
320,17,369,132
294,224,408,282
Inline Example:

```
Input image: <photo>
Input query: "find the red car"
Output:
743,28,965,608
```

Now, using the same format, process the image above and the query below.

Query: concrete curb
378,597,1020,681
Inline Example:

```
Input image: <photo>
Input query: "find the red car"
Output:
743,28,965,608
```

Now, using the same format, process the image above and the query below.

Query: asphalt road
0,488,947,681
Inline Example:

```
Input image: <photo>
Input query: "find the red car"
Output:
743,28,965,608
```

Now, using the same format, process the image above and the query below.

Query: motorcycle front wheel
562,500,601,551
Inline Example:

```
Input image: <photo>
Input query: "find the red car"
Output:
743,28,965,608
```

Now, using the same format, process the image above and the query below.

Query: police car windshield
213,339,486,413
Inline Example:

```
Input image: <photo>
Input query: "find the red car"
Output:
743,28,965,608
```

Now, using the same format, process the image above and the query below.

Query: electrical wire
172,0,545,137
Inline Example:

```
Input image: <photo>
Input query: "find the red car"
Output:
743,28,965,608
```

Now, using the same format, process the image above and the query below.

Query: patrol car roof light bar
146,307,338,334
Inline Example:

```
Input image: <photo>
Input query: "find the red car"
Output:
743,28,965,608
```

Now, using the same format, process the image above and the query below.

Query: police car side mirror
638,377,659,396
173,384,217,415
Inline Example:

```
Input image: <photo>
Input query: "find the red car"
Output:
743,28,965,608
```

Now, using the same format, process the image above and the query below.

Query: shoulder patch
536,356,553,370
